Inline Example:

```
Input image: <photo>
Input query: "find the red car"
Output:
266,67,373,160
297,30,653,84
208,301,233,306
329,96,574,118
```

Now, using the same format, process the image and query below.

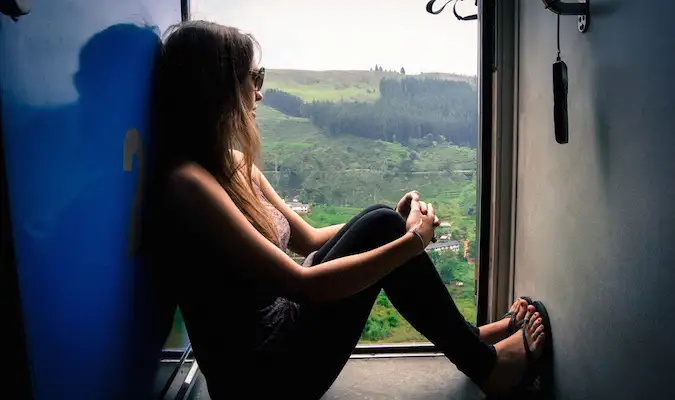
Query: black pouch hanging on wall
552,13,569,144
552,58,569,144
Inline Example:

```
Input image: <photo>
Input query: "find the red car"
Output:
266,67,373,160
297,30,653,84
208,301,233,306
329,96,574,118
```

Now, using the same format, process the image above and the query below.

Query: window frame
180,0,190,22
483,0,520,323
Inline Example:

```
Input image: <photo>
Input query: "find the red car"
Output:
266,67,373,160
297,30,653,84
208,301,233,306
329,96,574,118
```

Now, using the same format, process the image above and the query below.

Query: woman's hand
405,197,439,248
396,190,424,219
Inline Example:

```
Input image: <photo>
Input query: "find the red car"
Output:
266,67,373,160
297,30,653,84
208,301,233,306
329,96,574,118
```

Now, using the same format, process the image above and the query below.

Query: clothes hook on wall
426,0,478,21
0,0,31,21
542,0,590,33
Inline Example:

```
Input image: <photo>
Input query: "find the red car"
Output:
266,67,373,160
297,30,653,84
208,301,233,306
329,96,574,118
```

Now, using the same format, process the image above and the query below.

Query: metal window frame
506,0,521,314
159,346,200,400
475,0,496,327
180,0,190,22
160,0,507,364
484,0,520,322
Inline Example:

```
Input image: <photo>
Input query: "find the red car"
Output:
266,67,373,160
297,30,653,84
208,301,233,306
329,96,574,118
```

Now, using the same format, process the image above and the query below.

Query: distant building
426,240,460,253
285,200,312,214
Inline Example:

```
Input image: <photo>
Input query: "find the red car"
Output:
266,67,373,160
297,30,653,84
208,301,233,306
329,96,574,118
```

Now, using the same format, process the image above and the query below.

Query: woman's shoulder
166,162,212,191
163,157,261,202
229,149,262,185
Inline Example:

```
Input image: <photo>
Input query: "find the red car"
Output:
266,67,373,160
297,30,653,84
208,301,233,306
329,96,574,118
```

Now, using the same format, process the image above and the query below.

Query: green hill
257,104,476,221
264,68,476,103
256,70,479,341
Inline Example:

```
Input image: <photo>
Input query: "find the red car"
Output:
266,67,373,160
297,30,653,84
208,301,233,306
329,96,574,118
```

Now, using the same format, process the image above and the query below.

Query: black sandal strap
507,313,516,334
505,296,534,334
522,327,533,363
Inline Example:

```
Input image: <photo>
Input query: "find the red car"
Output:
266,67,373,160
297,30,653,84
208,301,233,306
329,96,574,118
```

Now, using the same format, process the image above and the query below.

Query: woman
146,21,547,399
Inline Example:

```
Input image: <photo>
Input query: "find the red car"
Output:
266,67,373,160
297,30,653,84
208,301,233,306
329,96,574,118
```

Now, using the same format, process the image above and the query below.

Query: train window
190,0,479,345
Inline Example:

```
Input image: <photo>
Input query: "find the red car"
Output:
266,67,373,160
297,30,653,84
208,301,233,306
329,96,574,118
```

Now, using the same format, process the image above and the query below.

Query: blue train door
1,1,181,398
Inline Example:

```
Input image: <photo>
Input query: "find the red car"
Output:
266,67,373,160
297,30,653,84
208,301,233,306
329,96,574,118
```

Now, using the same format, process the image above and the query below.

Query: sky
190,0,478,75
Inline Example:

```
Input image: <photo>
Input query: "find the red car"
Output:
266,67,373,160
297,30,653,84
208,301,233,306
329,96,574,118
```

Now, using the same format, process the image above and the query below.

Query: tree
261,89,305,117
467,239,477,261
400,67,406,75
451,225,469,241
429,251,470,285
268,77,479,149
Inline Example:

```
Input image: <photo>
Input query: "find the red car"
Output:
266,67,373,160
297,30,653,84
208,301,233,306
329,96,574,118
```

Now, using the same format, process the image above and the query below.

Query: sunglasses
251,67,265,91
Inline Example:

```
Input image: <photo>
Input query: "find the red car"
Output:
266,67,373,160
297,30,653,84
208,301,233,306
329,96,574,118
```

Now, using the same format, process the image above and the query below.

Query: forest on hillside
262,77,478,148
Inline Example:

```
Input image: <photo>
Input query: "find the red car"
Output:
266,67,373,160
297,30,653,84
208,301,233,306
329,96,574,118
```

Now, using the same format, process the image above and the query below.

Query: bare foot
483,305,546,394
479,298,529,344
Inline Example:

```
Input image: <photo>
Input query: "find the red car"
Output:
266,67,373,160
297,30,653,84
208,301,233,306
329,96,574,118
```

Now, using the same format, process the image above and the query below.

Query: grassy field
356,283,477,344
264,69,477,103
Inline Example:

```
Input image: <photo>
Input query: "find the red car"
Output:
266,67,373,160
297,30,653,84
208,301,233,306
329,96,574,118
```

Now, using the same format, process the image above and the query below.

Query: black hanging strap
426,0,478,21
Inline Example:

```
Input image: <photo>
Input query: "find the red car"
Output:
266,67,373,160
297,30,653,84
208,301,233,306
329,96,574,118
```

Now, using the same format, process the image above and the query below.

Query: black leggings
271,205,496,398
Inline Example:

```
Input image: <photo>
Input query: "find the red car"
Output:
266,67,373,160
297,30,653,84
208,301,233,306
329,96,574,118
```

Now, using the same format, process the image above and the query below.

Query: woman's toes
515,302,528,321
534,332,545,348
531,317,542,332
534,324,544,336
524,305,535,323
526,316,545,358
509,298,523,315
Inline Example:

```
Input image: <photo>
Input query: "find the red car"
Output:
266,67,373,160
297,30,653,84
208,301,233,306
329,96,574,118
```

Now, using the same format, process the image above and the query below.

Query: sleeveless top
152,176,313,397
254,183,317,267
252,182,317,351
253,183,291,250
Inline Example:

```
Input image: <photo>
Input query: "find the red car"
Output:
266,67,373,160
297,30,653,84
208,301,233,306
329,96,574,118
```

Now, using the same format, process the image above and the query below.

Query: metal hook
426,0,477,21
542,0,590,33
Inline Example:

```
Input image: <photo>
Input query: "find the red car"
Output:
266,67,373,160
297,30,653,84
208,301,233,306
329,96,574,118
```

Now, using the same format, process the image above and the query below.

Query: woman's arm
313,224,345,248
168,164,427,303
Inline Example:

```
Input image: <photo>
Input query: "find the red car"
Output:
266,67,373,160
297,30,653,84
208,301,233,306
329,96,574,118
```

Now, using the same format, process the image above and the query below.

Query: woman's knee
359,207,406,236
361,204,393,215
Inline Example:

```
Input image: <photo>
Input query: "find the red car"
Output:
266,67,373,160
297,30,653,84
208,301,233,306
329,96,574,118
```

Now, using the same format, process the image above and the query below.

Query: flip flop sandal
532,300,553,365
502,296,534,335
516,300,553,391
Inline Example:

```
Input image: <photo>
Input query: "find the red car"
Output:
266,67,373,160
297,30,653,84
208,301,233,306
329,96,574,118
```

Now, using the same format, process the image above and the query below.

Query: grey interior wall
514,1,675,399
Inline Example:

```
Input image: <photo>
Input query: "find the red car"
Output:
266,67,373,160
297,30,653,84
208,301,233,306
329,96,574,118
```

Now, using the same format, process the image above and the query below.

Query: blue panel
0,1,180,398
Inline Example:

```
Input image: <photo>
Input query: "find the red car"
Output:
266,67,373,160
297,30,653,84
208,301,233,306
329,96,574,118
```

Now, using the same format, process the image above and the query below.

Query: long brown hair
150,21,277,243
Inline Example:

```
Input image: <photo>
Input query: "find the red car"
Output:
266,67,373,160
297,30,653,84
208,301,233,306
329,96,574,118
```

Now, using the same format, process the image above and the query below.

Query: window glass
193,0,478,344
163,309,189,349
